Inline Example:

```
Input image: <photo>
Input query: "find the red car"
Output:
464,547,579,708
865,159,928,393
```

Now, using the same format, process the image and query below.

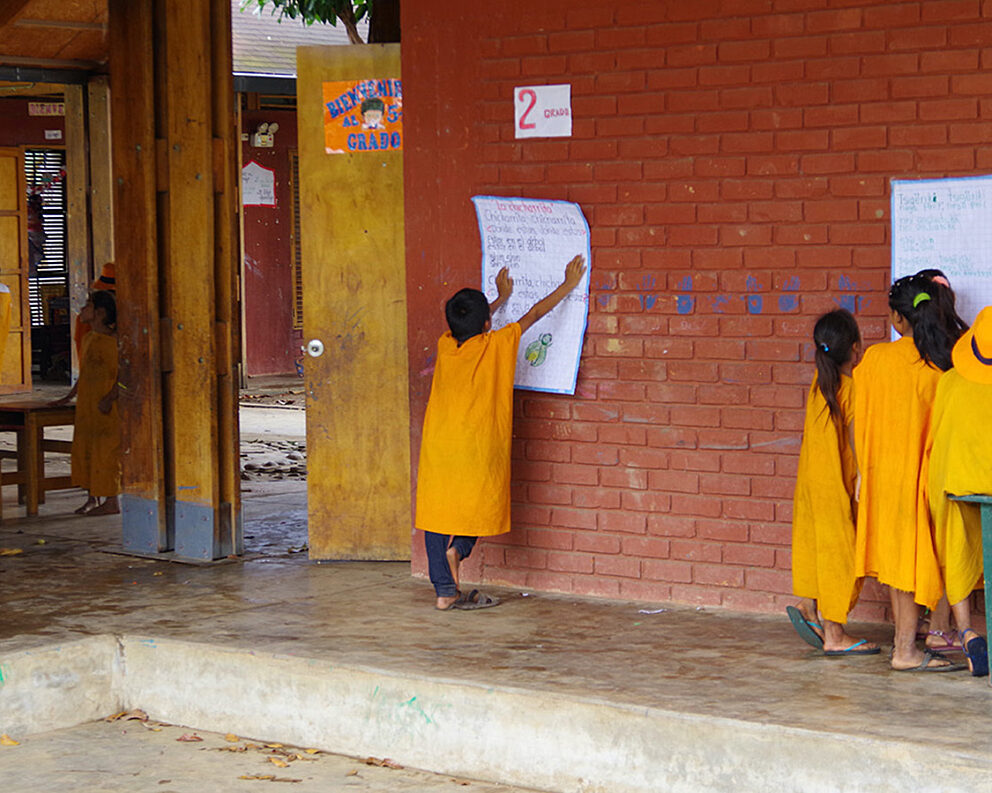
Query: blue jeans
424,531,478,597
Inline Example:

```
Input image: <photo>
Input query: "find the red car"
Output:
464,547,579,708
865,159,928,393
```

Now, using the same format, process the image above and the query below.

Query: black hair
360,97,385,114
888,274,956,371
813,309,861,420
444,288,490,343
914,268,969,338
91,289,117,331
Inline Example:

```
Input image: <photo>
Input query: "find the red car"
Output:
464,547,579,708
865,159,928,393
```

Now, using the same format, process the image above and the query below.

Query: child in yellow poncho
925,306,992,677
788,309,878,656
54,290,120,516
416,256,586,611
853,274,963,672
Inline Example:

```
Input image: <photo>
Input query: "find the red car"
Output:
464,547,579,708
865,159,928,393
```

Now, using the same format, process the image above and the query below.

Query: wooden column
109,0,241,559
64,83,90,380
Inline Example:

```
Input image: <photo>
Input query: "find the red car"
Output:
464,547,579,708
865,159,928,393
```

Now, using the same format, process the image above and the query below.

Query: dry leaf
224,733,239,742
104,712,128,722
239,774,275,781
0,548,23,556
268,757,289,768
0,734,19,746
153,571,164,576
303,748,320,755
346,770,359,777
176,733,203,742
265,743,284,748
382,759,403,769
106,709,148,723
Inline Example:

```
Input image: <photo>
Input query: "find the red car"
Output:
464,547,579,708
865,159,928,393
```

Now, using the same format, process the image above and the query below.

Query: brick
699,473,749,496
547,550,593,574
618,579,673,603
524,570,574,594
720,86,774,110
698,64,750,87
667,450,721,472
550,506,598,531
722,542,776,567
920,97,979,120
774,36,827,59
641,558,693,583
572,487,621,509
527,484,573,505
622,535,671,559
917,148,976,172
599,510,648,535
548,29,596,53
667,43,718,67
619,447,671,471
647,427,698,449
718,39,771,62
743,567,792,595
856,150,915,172
594,555,641,578
671,493,722,518
751,61,804,84
553,463,599,487
924,0,982,22
670,539,722,563
570,575,621,599
521,55,567,77
694,562,744,588
921,49,979,72
720,131,775,153
505,547,547,569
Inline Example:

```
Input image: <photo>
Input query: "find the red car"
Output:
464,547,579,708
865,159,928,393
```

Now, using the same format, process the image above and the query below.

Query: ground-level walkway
1,480,989,793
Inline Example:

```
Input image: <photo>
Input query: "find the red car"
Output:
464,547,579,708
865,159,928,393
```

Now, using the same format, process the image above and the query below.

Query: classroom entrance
296,45,411,560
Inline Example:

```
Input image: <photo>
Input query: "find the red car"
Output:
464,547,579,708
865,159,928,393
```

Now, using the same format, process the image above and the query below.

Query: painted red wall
241,107,301,376
402,0,992,618
0,98,66,147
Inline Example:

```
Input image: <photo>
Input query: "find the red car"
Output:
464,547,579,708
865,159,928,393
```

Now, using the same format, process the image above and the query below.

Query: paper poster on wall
322,78,403,155
892,175,992,325
472,196,591,394
514,84,572,139
241,160,276,207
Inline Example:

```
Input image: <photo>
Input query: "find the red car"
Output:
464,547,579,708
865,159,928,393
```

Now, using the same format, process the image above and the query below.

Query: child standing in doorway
54,290,121,515
416,255,586,610
788,309,879,655
853,275,964,672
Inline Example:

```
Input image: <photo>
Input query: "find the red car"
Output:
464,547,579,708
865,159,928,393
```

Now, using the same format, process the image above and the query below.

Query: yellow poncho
853,336,943,609
415,323,521,537
792,374,862,623
925,369,990,605
71,332,121,497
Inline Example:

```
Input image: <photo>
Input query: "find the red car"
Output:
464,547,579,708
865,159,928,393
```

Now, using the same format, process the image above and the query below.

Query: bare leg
925,596,956,649
434,544,462,610
87,496,120,516
794,597,823,640
890,588,954,670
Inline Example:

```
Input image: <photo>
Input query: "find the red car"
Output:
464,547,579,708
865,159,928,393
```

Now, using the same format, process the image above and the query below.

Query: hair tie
931,275,950,288
913,292,931,308
819,342,829,353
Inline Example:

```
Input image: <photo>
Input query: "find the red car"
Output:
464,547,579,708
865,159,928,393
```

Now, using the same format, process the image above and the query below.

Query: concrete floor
1,483,991,791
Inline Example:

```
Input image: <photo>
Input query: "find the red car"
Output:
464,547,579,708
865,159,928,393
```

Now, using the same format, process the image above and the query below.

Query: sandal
452,589,500,610
926,629,963,653
786,605,824,649
961,630,989,677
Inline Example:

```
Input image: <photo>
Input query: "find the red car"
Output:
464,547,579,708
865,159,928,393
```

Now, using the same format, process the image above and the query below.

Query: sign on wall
322,78,403,155
28,102,64,117
892,175,992,325
241,160,276,207
472,196,591,395
514,84,572,139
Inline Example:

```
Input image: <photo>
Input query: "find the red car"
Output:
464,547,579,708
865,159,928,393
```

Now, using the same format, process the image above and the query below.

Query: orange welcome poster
322,78,403,155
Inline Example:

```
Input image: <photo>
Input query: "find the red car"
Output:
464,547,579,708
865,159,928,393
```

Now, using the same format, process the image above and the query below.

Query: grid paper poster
892,175,992,325
322,78,403,155
472,196,591,394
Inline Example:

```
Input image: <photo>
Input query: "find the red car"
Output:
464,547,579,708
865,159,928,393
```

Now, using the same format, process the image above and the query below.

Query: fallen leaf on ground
0,548,22,556
224,733,239,742
0,734,19,746
303,748,320,755
36,539,46,545
365,757,403,769
176,733,203,742
346,770,359,777
153,571,164,576
239,774,275,781
268,757,289,768
265,743,284,748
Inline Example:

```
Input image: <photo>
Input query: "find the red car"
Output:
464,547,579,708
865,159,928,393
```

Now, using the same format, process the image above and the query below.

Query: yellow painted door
297,44,411,559
0,148,32,393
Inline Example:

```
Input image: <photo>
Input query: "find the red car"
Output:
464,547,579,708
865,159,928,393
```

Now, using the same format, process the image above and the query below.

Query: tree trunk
369,0,400,43
335,3,365,44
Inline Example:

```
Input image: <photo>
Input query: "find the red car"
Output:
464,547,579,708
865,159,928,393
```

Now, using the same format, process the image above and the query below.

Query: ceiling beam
0,0,32,29
15,18,107,32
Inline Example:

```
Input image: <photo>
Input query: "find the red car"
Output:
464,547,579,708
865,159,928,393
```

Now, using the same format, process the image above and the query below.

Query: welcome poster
322,78,403,155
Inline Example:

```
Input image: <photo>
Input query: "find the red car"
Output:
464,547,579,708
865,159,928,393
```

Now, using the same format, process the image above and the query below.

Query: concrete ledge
3,634,990,793
0,635,120,737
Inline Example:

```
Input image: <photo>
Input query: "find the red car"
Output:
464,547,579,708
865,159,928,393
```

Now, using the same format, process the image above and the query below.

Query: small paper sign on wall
514,84,572,139
241,161,276,207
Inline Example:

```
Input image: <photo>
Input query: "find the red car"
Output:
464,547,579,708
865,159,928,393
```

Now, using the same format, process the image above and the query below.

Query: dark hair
360,97,385,114
915,268,969,338
888,274,956,371
813,309,861,420
91,289,117,330
445,288,490,343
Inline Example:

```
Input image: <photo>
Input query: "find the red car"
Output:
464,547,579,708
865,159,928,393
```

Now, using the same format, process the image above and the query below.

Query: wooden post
109,0,240,558
64,83,90,380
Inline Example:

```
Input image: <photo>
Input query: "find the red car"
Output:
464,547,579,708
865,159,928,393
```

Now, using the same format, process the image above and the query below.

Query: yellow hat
92,262,115,291
952,306,992,384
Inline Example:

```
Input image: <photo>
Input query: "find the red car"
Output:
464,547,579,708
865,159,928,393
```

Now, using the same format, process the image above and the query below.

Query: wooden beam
63,83,90,371
0,0,31,29
15,19,107,31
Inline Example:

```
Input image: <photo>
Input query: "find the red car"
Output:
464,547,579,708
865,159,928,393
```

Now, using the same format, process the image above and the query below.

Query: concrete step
2,634,989,793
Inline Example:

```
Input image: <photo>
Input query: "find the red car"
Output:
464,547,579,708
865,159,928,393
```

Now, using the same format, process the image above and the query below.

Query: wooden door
0,148,32,392
297,44,411,560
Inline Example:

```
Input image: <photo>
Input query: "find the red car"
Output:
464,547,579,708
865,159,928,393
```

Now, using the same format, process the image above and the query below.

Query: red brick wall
402,0,992,619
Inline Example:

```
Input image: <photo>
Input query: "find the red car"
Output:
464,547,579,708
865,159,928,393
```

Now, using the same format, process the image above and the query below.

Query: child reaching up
416,255,586,610
925,307,992,677
54,291,121,516
788,310,879,656
853,275,963,672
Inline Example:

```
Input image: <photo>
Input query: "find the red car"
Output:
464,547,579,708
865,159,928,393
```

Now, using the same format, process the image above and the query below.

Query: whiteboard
472,196,591,394
891,175,992,325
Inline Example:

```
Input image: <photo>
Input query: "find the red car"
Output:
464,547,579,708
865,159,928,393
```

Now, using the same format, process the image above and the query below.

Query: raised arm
490,266,513,315
517,255,587,336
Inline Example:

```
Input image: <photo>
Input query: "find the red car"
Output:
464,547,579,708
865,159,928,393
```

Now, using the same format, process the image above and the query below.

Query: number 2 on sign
517,88,537,130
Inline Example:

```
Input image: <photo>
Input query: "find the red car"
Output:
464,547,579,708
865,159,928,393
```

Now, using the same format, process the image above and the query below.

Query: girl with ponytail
788,310,879,655
852,275,964,672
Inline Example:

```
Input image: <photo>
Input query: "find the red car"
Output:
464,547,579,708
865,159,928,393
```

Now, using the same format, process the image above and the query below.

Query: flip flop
824,639,881,656
435,590,467,611
786,605,824,649
962,632,989,677
452,589,500,610
926,630,963,653
893,649,967,673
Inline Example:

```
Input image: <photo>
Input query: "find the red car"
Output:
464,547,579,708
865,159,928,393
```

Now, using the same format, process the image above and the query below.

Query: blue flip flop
786,605,824,649
824,639,881,656
962,632,989,677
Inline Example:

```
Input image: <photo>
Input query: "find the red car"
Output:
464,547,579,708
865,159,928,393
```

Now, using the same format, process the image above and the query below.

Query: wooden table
0,401,75,518
948,493,992,685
